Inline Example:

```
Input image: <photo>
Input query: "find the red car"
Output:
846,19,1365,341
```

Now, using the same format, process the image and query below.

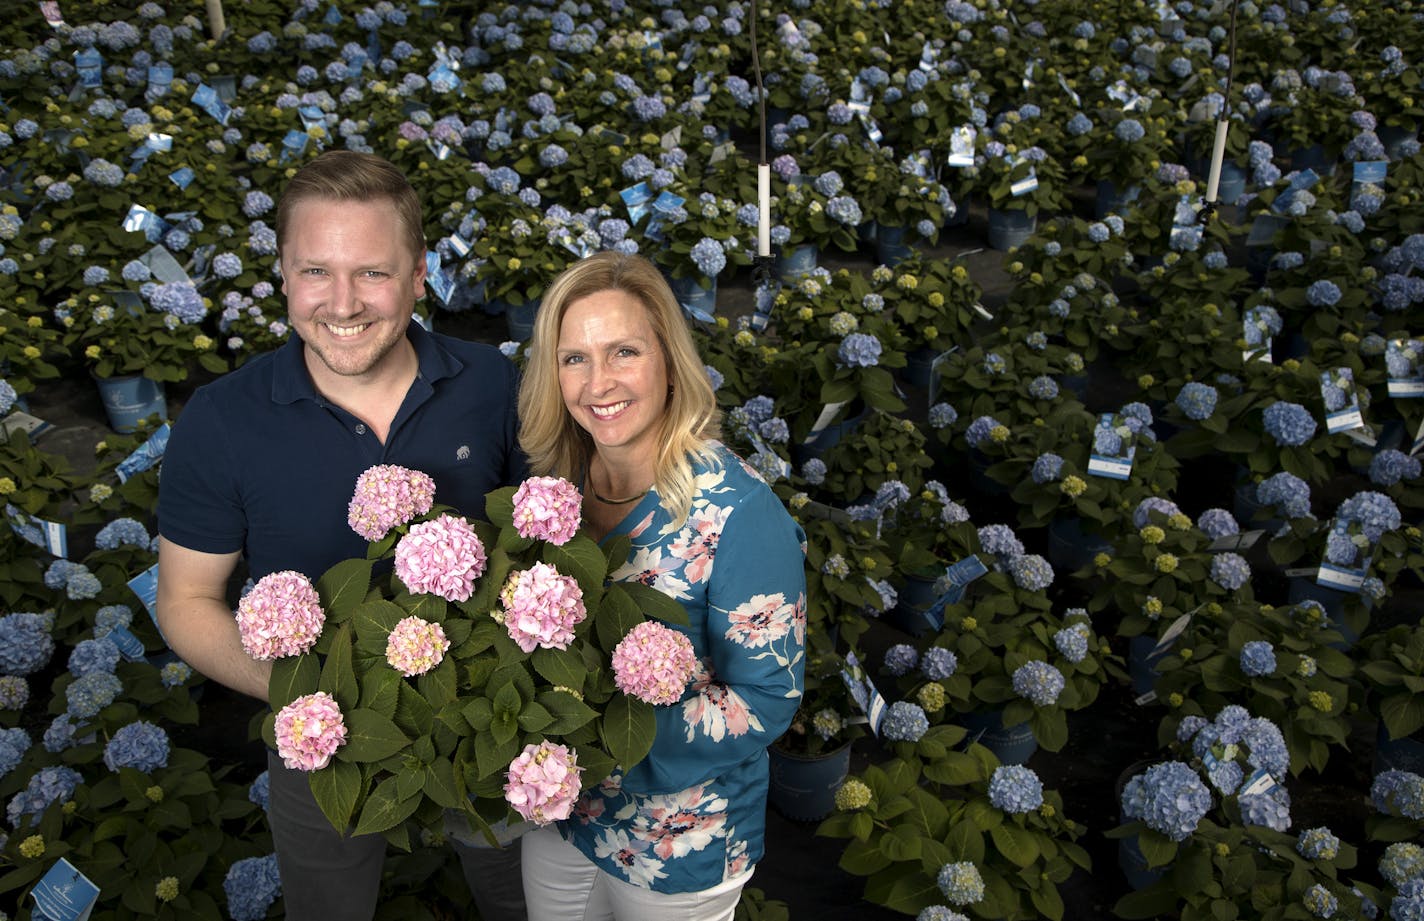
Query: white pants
521,825,753,921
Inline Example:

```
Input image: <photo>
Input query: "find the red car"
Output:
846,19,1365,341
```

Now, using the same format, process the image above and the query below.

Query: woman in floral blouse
516,251,806,919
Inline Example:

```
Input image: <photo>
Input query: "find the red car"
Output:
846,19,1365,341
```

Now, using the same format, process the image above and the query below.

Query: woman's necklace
584,468,650,506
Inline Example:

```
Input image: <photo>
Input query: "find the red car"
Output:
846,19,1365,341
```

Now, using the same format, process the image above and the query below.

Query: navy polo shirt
158,323,526,583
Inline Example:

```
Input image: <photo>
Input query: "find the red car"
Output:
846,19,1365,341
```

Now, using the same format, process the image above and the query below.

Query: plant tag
751,281,777,331
115,423,169,483
73,46,103,88
1386,338,1424,397
1209,530,1263,552
619,182,654,224
919,43,939,72
1413,416,1424,456
1283,566,1317,578
1242,306,1277,363
1134,690,1158,706
643,190,685,242
279,128,310,162
106,625,147,662
1088,413,1135,480
948,125,976,167
840,650,887,736
425,251,455,304
122,205,169,243
1352,160,1387,207
324,3,342,25
142,244,189,284
1240,768,1276,797
708,141,736,164
1271,168,1319,214
190,84,232,126
858,113,883,144
745,430,790,480
1151,611,1193,657
1317,561,1365,593
40,1,65,26
1320,368,1365,433
927,347,957,406
445,231,472,259
1057,74,1081,108
168,166,194,189
128,562,161,623
971,302,994,321
804,401,849,440
1345,426,1377,448
6,504,67,557
32,858,100,921
660,127,682,150
1,410,52,441
1010,168,1039,197
922,555,989,631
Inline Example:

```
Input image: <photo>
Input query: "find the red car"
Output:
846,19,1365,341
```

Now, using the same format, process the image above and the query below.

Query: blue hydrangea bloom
68,637,120,678
95,517,151,550
103,720,169,772
1338,490,1402,542
1371,769,1424,820
921,647,958,680
1133,497,1182,529
1240,640,1277,676
988,764,1044,814
1263,401,1317,446
801,458,826,486
1257,472,1311,518
1028,375,1059,400
1211,552,1252,591
6,765,83,827
66,671,123,720
936,861,985,906
0,727,29,781
838,332,882,368
1012,660,1065,706
1370,449,1422,486
1054,626,1089,663
224,854,283,921
1175,382,1218,420
1239,784,1291,831
249,771,271,811
1197,508,1240,539
928,403,957,429
1008,554,1054,591
883,644,919,677
0,675,27,710
1031,453,1064,484
1296,826,1341,860
977,524,1024,558
882,701,930,742
1120,760,1211,841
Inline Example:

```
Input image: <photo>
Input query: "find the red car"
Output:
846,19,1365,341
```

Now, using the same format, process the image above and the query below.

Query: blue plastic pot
768,742,851,822
1094,178,1141,219
961,709,1037,765
986,207,1035,251
668,272,718,320
1047,516,1113,576
94,374,167,434
874,223,914,267
499,297,542,342
775,243,819,281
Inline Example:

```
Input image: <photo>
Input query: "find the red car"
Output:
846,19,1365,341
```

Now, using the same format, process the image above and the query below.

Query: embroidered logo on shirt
456,445,470,461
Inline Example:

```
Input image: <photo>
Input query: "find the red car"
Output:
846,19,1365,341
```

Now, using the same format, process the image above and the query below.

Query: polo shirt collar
270,321,463,406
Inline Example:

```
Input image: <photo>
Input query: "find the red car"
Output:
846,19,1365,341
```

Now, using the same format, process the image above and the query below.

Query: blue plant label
947,126,976,167
619,182,654,224
122,205,169,243
678,300,716,325
1209,531,1263,552
106,625,147,661
1271,169,1319,214
752,281,777,331
839,650,886,736
128,563,161,622
1240,767,1277,797
1151,610,1194,658
745,430,790,480
919,43,938,72
425,140,453,161
1386,338,1424,397
73,47,103,88
445,232,472,259
1057,74,1081,108
1412,417,1424,457
1022,58,1037,92
1320,368,1365,433
116,422,169,483
1316,519,1368,592
190,84,231,126
6,503,67,557
922,555,989,630
424,251,454,305
279,129,310,163
428,63,461,93
132,132,173,163
323,3,342,25
1009,168,1038,197
32,858,100,921
858,113,883,144
1353,160,1388,184
142,243,189,284
168,167,194,190
1088,414,1135,480
1242,307,1276,363
40,1,65,27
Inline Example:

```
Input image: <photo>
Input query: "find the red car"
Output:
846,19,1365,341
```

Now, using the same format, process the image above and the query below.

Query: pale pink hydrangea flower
499,562,586,653
612,621,698,705
347,464,437,541
385,616,451,677
274,691,348,771
511,476,583,545
504,739,582,825
394,514,487,602
235,570,325,660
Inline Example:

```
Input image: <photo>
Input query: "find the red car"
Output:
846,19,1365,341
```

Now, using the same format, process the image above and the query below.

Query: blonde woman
518,252,806,920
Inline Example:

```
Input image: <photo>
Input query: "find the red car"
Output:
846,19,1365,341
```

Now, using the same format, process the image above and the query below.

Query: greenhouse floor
25,203,1409,919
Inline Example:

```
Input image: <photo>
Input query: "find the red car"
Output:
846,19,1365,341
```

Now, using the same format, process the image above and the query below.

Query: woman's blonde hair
518,252,721,528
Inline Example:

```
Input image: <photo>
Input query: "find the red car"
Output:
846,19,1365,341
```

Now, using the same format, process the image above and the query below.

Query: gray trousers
267,750,528,921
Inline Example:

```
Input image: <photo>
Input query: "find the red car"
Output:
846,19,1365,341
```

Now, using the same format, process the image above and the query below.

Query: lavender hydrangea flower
921,647,958,680
1031,453,1063,484
1012,660,1065,706
882,701,930,742
1338,490,1401,541
1121,761,1211,841
837,333,882,368
1175,382,1218,420
1372,770,1424,819
988,765,1044,814
1263,402,1317,446
1239,784,1291,831
1197,509,1240,539
1008,554,1054,590
977,524,1023,557
928,403,957,429
1257,472,1311,518
1054,625,1089,663
1296,826,1341,860
936,862,985,906
883,644,919,677
1210,553,1251,591
1240,640,1277,676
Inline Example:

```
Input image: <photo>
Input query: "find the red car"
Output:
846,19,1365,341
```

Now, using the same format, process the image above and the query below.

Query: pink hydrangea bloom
347,464,437,541
274,691,348,771
504,740,582,825
612,621,698,705
385,616,451,677
511,476,583,545
235,570,325,660
394,514,487,602
499,562,586,653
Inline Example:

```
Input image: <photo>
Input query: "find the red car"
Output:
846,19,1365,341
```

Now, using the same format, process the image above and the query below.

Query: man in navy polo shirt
156,151,527,921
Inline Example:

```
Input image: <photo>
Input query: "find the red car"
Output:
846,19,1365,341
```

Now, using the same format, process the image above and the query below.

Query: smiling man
155,151,527,921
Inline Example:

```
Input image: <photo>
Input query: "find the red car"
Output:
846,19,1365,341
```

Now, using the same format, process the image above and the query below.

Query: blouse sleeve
619,484,807,795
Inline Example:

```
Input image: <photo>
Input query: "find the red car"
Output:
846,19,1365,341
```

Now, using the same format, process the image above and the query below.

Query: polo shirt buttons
354,424,366,435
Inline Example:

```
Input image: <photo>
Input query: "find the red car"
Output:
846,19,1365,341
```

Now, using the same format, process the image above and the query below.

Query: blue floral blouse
560,442,807,893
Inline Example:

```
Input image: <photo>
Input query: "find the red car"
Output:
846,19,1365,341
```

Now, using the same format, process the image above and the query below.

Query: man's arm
155,536,271,701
